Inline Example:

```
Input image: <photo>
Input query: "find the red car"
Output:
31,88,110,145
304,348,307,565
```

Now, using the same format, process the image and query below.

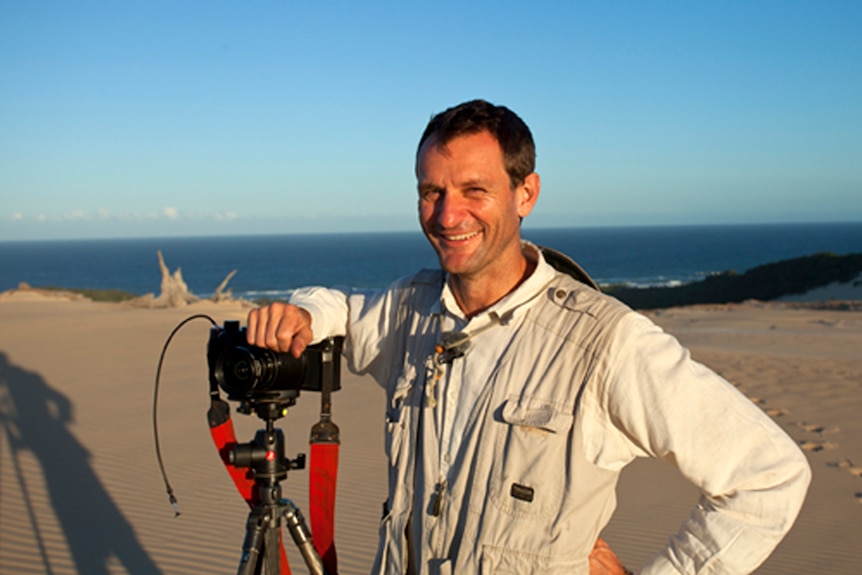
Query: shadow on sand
0,351,161,575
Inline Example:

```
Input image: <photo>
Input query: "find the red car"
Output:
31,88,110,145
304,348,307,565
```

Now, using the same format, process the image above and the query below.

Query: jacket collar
439,241,556,325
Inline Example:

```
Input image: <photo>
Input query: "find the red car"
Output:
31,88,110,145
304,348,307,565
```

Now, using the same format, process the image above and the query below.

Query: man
247,100,810,574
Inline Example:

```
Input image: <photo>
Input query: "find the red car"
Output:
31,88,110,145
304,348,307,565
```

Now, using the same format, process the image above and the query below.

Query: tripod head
236,391,300,421
229,399,305,488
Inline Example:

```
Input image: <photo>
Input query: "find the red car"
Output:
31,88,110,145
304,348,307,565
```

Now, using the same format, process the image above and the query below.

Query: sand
1,288,860,574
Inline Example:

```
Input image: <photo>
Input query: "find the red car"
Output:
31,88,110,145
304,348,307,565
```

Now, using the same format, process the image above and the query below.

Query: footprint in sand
795,421,840,434
746,395,788,418
828,459,862,478
799,440,838,452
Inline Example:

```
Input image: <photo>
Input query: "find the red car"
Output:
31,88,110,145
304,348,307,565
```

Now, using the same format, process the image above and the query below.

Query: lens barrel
214,345,307,395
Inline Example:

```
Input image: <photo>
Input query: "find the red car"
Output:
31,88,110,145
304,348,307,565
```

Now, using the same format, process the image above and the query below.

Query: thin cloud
64,210,87,221
214,211,238,221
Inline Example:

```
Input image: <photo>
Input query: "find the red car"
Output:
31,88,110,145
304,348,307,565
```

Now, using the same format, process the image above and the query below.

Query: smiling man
246,99,809,574
417,128,539,316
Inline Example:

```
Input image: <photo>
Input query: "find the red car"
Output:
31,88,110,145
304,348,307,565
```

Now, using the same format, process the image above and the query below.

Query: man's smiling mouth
442,230,480,242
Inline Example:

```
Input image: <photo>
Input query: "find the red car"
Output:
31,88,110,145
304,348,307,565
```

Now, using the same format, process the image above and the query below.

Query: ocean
1,223,861,301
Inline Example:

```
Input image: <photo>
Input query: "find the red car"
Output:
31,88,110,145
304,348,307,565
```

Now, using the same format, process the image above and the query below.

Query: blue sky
1,1,860,240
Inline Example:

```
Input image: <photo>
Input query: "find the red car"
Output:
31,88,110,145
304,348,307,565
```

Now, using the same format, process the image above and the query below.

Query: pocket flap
501,398,574,434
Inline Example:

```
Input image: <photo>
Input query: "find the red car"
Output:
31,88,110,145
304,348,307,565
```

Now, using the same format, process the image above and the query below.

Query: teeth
445,231,479,241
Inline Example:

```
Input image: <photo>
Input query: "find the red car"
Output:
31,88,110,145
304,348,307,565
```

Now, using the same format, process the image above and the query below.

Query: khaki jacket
373,269,628,575
291,261,810,575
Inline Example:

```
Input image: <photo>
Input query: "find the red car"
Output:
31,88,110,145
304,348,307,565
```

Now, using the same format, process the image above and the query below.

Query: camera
208,320,342,404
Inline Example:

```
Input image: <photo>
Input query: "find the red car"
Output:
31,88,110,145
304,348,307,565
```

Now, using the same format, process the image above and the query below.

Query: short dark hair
416,99,536,189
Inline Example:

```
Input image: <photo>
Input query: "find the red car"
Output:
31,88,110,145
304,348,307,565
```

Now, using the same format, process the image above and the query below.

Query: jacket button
555,289,567,299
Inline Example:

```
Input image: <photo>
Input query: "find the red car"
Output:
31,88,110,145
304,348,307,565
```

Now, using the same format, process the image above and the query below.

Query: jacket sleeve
288,286,351,342
593,313,811,574
288,279,408,382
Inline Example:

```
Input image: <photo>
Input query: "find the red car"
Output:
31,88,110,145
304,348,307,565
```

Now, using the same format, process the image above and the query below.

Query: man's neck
448,253,536,318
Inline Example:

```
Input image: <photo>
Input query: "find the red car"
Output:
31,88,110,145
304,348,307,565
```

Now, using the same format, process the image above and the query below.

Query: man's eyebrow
460,178,488,189
417,182,443,194
417,177,491,194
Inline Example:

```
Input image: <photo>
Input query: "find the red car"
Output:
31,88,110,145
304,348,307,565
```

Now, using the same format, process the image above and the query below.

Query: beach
1,289,860,574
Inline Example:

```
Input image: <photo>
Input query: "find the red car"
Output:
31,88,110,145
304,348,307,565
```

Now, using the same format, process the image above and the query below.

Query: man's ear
517,172,540,218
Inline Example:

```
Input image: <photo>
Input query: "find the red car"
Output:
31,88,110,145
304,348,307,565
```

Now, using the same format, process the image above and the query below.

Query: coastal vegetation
606,252,862,309
38,286,138,302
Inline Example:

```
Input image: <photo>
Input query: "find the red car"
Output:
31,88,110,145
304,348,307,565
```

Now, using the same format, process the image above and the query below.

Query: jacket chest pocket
487,397,574,519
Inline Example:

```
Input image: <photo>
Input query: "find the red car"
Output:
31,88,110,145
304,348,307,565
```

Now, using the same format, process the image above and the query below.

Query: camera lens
216,347,267,394
214,344,308,397
226,354,253,382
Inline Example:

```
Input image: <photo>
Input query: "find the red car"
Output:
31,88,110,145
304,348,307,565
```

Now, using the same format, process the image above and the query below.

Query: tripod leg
238,507,268,575
263,521,282,574
282,499,327,575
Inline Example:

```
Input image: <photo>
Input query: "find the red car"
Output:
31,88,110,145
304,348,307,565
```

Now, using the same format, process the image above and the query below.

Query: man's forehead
418,129,502,157
419,130,505,168
417,133,454,160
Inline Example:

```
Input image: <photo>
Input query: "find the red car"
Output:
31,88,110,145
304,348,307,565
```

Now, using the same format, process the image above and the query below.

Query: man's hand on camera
246,302,313,358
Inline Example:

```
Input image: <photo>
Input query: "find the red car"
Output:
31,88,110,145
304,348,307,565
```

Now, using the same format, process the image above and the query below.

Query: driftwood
151,250,199,307
130,251,240,308
212,269,238,303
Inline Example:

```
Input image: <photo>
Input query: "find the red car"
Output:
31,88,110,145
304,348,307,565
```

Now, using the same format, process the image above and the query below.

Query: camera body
208,320,342,404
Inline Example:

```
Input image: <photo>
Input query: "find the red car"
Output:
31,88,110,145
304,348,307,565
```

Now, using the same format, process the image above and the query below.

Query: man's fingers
247,305,268,346
246,303,313,355
250,304,276,349
246,308,260,345
289,327,312,358
286,308,313,357
269,305,307,354
588,538,631,575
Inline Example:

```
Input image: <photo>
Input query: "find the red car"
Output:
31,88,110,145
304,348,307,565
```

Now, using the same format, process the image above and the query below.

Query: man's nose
435,191,465,228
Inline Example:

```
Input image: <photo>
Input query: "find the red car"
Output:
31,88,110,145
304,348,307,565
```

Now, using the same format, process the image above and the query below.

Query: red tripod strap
309,339,342,575
309,440,339,574
210,416,255,502
209,400,291,574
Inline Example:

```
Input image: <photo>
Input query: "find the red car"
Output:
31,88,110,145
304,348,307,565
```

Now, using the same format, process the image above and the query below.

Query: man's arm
593,313,811,574
247,283,402,382
246,284,353,355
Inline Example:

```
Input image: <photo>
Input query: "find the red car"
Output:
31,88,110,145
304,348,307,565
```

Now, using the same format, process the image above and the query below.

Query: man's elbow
780,448,812,530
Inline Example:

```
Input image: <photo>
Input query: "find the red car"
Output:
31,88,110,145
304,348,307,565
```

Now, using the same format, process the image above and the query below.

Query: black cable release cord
152,313,218,517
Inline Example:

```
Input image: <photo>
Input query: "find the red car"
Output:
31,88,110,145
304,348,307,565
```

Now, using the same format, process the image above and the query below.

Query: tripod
230,399,330,575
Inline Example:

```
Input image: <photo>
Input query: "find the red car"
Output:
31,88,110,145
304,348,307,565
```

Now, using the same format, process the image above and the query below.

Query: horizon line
2,219,861,244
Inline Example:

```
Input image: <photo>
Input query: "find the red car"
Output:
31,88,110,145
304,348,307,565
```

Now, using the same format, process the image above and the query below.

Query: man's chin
429,239,482,275
437,254,475,276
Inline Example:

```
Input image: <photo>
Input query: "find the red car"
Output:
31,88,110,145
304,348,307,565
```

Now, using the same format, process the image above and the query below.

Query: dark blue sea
1,223,861,300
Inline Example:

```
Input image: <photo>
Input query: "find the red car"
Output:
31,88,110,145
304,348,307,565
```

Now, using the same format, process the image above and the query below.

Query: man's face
416,130,539,282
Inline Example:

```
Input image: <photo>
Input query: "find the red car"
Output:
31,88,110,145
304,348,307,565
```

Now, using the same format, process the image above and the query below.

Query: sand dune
1,290,860,574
